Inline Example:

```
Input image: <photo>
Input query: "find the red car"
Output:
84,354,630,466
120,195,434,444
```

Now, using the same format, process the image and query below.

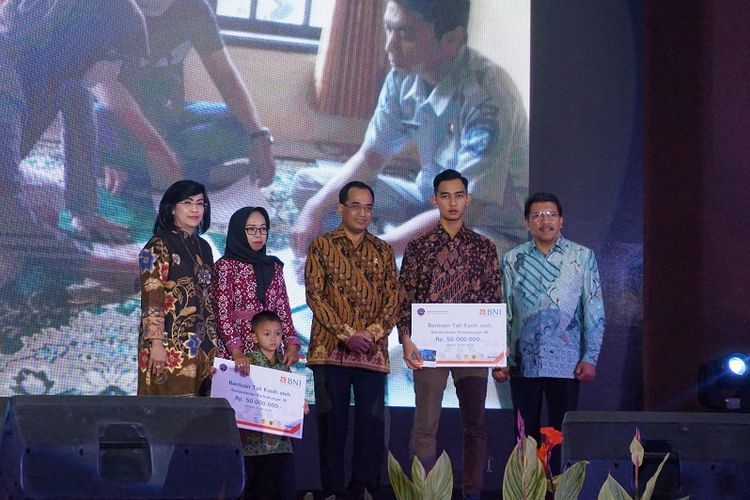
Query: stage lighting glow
728,356,748,377
699,352,750,411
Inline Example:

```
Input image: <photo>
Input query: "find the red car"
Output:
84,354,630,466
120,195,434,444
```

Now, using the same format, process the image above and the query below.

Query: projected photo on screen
0,0,529,408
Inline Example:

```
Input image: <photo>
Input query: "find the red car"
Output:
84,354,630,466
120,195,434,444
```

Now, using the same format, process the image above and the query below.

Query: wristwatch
146,338,169,348
249,127,273,144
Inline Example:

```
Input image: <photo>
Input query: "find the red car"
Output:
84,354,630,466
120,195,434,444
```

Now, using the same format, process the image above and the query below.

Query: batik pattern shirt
240,349,294,456
305,227,399,373
398,224,502,338
137,230,218,396
502,236,605,378
213,259,300,358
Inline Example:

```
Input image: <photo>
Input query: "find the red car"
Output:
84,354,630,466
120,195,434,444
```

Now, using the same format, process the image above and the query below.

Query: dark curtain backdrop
644,1,750,410
531,0,644,412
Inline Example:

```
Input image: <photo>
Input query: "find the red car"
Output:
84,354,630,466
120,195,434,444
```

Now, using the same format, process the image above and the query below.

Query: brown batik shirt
304,227,399,373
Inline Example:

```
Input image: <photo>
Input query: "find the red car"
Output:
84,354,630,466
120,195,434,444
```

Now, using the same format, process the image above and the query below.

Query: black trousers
311,365,386,499
244,452,295,500
509,376,580,473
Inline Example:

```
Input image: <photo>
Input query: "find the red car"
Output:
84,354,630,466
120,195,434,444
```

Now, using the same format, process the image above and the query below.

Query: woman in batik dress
137,180,218,396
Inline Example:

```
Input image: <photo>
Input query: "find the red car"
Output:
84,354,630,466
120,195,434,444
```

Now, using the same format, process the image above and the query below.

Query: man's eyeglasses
178,200,209,209
530,210,560,221
245,226,268,235
341,203,373,214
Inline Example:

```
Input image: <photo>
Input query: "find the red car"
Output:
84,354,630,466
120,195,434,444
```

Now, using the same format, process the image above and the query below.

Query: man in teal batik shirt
493,192,605,463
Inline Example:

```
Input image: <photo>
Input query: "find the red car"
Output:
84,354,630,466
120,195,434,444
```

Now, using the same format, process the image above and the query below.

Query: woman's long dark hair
153,180,211,234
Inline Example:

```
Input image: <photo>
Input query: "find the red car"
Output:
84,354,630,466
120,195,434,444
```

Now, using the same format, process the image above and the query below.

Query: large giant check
210,357,306,439
411,303,507,368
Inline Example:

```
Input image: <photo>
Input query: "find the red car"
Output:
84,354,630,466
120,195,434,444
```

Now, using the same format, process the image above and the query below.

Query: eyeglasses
245,226,268,235
529,210,560,221
341,203,373,213
177,200,208,209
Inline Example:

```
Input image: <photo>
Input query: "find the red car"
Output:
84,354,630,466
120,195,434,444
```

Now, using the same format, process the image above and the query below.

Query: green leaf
554,460,588,500
597,474,632,500
423,451,454,500
503,441,524,499
640,453,669,500
411,455,426,491
630,431,644,469
502,437,547,500
387,451,420,500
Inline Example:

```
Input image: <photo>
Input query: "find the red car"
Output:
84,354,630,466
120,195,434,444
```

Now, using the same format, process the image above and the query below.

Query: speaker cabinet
562,411,750,500
0,396,244,499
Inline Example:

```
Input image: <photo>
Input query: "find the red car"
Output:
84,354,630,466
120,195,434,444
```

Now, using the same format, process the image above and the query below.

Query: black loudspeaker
562,411,750,500
0,396,244,499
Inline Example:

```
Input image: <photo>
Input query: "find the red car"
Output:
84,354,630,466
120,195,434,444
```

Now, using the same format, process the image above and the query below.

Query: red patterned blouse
212,258,300,357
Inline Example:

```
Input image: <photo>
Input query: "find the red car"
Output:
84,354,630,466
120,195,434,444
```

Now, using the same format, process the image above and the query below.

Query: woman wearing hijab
213,207,300,372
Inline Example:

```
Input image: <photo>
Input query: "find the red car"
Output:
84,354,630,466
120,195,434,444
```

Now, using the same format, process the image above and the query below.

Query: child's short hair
251,310,282,332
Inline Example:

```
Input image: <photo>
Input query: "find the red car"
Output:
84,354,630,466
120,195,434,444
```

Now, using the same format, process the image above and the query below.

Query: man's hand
401,336,423,370
291,205,322,258
251,137,276,187
72,214,130,244
345,333,372,354
145,144,182,191
575,361,596,382
103,165,128,196
282,344,300,368
491,366,510,383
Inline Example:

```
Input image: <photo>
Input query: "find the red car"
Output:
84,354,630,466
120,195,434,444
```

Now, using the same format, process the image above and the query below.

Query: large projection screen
0,0,529,408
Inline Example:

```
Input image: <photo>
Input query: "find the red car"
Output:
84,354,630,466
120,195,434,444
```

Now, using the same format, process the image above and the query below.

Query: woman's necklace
178,232,212,287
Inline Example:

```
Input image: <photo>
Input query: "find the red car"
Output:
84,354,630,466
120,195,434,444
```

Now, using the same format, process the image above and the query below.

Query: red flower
165,347,183,370
537,427,564,475
163,293,175,312
541,427,563,446
160,262,169,282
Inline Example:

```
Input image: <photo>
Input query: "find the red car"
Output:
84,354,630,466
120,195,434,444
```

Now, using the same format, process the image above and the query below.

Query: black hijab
223,207,282,305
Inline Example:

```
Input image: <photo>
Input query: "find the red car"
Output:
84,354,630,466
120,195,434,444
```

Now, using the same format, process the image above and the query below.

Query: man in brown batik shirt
305,180,399,499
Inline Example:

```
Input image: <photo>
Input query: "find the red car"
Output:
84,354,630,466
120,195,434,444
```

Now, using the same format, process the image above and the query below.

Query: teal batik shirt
240,349,293,456
501,236,605,378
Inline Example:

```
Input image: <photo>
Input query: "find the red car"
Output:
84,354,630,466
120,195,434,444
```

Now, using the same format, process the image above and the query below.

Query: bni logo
279,376,302,387
417,308,426,316
479,308,503,316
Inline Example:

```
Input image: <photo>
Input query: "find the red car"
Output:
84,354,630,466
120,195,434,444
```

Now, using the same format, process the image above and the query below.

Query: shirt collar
330,225,375,246
435,222,470,242
528,234,568,254
402,46,468,118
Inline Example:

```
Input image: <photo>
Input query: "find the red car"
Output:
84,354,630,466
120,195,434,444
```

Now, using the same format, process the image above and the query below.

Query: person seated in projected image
289,0,528,263
0,0,149,293
92,0,276,203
